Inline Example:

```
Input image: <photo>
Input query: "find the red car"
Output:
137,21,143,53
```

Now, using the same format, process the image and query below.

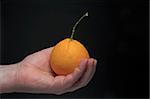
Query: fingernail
90,58,95,65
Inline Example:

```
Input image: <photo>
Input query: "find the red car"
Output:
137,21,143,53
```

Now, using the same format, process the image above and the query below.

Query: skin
0,47,97,95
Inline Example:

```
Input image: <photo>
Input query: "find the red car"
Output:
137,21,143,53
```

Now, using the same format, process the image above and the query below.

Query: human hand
14,47,97,95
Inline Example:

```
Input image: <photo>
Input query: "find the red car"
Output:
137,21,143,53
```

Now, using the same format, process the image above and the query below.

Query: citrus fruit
50,38,89,75
50,12,89,75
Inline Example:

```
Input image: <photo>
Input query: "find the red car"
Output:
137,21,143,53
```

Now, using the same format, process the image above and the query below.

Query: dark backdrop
1,0,149,98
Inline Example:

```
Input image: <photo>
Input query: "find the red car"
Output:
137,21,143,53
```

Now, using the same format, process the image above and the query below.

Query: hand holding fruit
14,47,97,94
0,43,96,94
0,12,97,95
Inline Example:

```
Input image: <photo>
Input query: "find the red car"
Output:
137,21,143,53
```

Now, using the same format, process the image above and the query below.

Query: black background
1,0,149,98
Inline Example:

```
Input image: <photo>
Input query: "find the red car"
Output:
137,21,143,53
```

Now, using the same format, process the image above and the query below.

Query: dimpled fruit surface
50,38,89,75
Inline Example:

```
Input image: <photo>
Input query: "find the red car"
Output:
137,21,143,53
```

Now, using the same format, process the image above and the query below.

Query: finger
61,59,88,90
23,47,54,66
40,47,54,56
50,76,65,91
24,47,54,60
84,59,97,86
67,58,96,92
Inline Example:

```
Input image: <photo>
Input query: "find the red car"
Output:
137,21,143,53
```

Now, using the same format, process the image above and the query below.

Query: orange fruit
50,12,89,75
50,38,89,75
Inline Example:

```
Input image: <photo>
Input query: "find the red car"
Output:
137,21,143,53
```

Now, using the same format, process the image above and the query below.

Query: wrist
0,63,20,93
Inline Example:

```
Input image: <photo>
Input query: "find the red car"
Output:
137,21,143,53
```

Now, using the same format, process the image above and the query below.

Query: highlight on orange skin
50,38,89,75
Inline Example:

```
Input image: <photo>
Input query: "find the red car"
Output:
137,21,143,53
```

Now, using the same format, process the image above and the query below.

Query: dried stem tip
70,12,88,40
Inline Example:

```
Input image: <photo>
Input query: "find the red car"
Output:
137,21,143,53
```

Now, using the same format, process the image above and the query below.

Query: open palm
16,47,97,95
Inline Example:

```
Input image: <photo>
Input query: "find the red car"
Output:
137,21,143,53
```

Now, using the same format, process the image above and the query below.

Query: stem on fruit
70,12,88,40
